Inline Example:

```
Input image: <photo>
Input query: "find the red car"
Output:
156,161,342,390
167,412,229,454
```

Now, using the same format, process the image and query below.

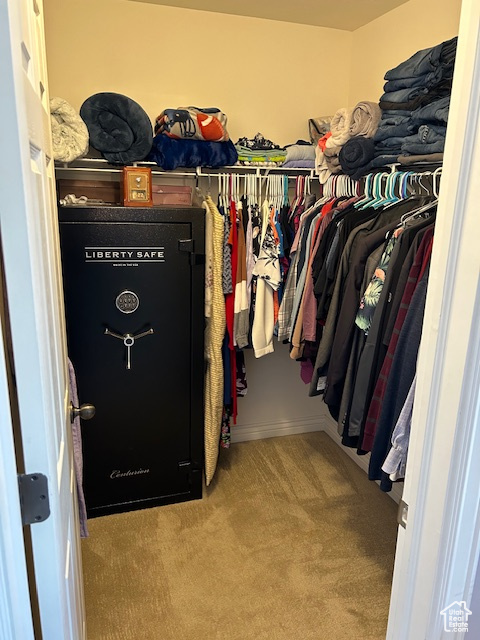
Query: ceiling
129,0,410,31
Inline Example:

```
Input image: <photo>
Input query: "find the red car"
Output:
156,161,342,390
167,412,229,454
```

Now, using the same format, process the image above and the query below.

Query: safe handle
70,402,96,423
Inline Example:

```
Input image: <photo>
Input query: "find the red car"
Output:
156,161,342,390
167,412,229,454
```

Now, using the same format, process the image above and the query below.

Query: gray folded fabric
330,108,353,146
285,143,315,163
315,145,331,184
50,97,89,163
324,144,342,160
324,144,342,173
282,159,315,168
349,101,382,138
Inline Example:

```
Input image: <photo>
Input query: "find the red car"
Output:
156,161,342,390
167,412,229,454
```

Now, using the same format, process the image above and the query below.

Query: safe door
58,206,205,517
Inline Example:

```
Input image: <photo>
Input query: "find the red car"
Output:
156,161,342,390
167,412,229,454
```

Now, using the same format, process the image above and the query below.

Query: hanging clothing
203,196,226,485
68,359,88,538
252,199,281,357
224,199,239,422
369,268,430,492
345,216,434,445
362,228,434,454
323,198,422,417
234,202,249,349
382,375,417,482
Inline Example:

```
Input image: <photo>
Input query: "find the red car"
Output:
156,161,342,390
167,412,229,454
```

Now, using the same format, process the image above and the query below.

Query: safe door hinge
178,238,195,253
178,460,202,474
18,473,50,525
397,499,408,529
178,239,205,266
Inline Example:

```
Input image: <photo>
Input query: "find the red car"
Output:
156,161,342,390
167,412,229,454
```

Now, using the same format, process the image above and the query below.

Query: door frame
387,1,480,638
0,288,35,640
0,0,85,636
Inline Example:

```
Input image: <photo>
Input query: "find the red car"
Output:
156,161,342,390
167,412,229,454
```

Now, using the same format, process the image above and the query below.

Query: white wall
232,343,325,443
349,0,462,105
43,0,352,147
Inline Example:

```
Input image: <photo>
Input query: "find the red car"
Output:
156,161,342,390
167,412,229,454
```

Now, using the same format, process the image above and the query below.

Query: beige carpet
82,432,398,640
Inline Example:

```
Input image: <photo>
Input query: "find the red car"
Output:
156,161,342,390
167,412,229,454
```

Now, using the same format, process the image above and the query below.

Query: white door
387,1,480,638
0,0,85,638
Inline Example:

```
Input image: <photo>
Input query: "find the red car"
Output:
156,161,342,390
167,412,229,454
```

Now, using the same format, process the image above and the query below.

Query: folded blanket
339,137,375,176
80,92,152,164
235,145,287,163
237,160,284,167
324,143,342,174
349,101,381,138
330,108,353,146
308,116,332,144
284,143,315,163
50,97,89,163
282,159,315,169
148,135,238,170
154,106,229,142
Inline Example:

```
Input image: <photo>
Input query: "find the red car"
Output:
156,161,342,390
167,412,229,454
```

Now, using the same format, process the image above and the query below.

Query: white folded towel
50,97,89,163
330,107,354,146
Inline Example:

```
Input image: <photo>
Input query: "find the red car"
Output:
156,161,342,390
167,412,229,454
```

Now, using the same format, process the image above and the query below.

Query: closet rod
56,166,198,179
55,159,316,179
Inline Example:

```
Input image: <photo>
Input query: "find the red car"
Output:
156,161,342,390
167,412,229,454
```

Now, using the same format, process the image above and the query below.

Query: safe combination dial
115,290,139,314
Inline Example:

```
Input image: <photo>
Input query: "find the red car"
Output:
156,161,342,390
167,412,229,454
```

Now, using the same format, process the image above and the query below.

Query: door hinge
178,239,205,265
18,473,50,525
178,238,194,253
397,498,408,529
178,460,202,473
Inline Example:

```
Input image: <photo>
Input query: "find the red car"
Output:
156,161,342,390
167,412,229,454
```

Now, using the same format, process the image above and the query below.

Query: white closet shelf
54,158,316,179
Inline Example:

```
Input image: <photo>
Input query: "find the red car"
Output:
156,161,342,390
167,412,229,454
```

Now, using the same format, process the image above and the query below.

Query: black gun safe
58,206,205,517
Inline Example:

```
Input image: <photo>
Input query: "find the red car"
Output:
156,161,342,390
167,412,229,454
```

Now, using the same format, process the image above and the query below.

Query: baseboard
231,415,323,443
322,415,404,504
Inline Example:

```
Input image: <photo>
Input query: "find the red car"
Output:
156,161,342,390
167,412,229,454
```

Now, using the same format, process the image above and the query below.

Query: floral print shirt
355,226,404,334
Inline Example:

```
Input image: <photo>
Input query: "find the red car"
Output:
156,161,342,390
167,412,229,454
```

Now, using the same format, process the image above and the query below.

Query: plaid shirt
362,227,434,452
382,376,417,480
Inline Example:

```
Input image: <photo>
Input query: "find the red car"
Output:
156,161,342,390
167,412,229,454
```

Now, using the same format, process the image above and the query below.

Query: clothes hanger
399,172,438,225
358,171,382,209
378,171,393,207
381,169,403,208
400,197,438,226
432,166,442,198
354,173,373,208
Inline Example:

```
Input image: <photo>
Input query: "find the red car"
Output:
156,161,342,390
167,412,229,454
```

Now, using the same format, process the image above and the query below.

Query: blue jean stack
372,37,457,167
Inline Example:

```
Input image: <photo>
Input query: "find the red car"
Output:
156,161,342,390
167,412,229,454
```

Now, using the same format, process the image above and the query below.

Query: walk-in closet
1,0,479,639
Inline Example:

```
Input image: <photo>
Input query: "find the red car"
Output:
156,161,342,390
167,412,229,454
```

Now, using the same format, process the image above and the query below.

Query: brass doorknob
70,402,96,423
